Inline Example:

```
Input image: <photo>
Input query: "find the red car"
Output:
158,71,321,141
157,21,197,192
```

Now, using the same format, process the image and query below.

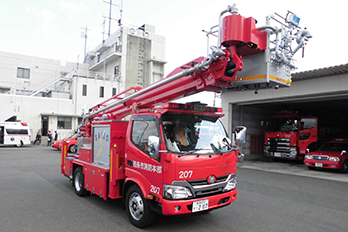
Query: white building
0,24,166,141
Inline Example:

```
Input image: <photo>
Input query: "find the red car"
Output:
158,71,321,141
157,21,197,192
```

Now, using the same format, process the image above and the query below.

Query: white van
0,122,31,147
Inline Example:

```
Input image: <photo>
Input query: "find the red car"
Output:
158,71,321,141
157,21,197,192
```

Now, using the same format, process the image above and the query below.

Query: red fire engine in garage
264,112,343,161
264,112,318,161
60,4,311,227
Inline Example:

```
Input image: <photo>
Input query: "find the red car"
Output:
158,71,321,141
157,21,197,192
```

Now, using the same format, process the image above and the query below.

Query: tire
340,160,348,173
16,140,23,147
74,167,88,196
125,185,156,228
69,145,76,153
308,166,316,170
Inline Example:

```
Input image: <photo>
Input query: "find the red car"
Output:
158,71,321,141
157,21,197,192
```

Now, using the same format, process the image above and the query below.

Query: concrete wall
126,34,152,88
0,51,77,95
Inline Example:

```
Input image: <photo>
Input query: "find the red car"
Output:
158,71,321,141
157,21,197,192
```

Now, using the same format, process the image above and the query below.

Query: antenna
102,0,123,38
81,26,90,57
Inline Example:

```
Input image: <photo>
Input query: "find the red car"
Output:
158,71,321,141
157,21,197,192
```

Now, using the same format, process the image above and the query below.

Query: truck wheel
125,185,156,228
74,167,88,196
340,160,348,173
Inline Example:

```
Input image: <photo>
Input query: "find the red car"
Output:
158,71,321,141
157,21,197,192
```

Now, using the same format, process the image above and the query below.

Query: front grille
268,138,291,152
187,176,228,186
170,175,235,199
313,155,328,161
188,175,232,197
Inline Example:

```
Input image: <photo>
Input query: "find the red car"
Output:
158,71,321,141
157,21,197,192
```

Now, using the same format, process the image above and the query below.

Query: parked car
52,138,63,150
52,134,80,153
304,138,348,173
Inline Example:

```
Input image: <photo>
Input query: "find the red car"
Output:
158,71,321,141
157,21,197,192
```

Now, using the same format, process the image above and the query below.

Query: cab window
300,118,316,130
131,117,159,156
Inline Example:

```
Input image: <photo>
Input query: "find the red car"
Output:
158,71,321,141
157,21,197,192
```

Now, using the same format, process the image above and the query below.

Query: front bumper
304,160,341,170
161,188,237,215
265,151,297,160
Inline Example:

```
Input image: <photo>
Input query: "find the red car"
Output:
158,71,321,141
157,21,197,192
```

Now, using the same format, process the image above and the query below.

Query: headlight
163,185,192,199
223,176,237,192
329,157,340,162
290,147,297,156
305,155,313,159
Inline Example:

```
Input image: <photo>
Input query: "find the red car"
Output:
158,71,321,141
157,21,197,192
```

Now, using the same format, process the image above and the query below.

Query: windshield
162,114,230,155
69,134,78,139
318,142,348,152
266,117,299,132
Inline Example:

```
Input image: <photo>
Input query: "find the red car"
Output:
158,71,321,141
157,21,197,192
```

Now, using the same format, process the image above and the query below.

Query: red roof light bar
163,102,222,113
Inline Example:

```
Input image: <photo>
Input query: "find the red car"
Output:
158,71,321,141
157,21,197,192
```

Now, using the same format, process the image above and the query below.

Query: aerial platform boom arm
86,46,232,121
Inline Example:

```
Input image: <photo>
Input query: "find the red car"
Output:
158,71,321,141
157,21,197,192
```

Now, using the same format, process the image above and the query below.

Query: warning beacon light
286,11,300,27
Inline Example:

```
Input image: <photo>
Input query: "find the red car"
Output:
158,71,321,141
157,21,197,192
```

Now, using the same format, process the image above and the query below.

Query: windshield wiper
210,139,235,157
178,148,211,158
210,143,222,157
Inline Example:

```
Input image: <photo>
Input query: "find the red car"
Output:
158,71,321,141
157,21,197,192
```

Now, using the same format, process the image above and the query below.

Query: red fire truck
264,112,318,161
60,5,311,227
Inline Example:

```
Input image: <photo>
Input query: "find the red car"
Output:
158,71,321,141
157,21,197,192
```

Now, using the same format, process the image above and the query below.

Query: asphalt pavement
238,159,348,183
1,146,348,232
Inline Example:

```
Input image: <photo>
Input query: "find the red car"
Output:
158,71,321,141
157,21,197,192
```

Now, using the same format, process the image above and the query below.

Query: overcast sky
0,0,347,105
1,0,347,75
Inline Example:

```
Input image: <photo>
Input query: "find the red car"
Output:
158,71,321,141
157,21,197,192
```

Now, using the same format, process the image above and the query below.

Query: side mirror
234,126,246,142
147,135,159,158
341,150,346,155
237,153,245,163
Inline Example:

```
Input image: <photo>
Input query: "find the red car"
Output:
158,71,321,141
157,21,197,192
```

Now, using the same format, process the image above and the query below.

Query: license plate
315,163,323,167
274,152,281,157
192,199,209,212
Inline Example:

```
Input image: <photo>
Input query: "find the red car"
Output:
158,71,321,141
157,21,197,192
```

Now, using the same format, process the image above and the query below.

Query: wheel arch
122,178,147,206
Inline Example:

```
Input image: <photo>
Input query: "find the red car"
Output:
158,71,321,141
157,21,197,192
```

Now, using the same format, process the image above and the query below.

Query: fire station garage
221,63,348,159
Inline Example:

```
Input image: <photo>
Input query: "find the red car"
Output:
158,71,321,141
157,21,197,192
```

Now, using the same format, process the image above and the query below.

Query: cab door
126,115,163,197
299,117,317,154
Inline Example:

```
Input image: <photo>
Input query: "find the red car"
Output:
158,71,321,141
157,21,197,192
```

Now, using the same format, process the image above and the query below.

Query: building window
57,116,72,129
0,87,10,94
100,86,104,98
114,65,119,76
17,67,30,79
82,84,87,96
112,87,117,96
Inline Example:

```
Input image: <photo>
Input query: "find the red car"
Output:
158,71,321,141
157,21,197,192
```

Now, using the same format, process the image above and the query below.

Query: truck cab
264,112,317,160
126,103,239,217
